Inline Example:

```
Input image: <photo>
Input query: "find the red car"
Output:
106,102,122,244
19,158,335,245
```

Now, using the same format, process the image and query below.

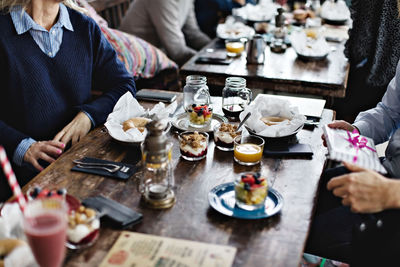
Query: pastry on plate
122,117,150,132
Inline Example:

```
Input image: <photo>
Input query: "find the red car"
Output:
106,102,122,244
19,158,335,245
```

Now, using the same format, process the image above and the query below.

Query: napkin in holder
71,157,137,180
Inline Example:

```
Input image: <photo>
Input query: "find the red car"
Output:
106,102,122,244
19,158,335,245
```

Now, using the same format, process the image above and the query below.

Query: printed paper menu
100,231,237,267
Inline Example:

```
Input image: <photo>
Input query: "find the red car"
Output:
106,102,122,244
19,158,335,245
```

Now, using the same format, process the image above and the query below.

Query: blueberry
47,191,53,197
192,104,196,108
254,172,261,179
57,188,67,195
32,187,41,197
197,111,203,116
255,179,261,184
241,175,247,179
188,109,193,113
244,183,251,191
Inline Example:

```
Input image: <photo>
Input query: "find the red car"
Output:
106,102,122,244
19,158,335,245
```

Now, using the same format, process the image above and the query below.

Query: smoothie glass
24,198,68,267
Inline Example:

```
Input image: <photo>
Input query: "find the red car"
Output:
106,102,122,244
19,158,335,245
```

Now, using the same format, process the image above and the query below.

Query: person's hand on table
321,120,356,147
327,162,400,213
24,141,65,171
53,111,91,147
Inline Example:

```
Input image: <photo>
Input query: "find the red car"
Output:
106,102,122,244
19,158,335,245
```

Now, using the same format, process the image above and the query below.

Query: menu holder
323,126,387,174
100,231,236,267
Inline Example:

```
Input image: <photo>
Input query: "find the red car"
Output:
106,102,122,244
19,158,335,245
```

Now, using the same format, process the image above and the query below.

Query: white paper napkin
105,92,177,143
239,95,306,137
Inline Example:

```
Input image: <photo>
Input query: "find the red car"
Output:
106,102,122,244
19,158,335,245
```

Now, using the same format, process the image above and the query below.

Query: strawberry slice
242,177,255,185
251,184,264,189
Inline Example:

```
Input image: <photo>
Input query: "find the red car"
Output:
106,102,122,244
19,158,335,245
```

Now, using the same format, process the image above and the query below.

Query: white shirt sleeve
353,60,400,145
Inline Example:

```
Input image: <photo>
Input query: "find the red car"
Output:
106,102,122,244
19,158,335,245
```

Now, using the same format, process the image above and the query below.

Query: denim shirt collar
10,3,74,35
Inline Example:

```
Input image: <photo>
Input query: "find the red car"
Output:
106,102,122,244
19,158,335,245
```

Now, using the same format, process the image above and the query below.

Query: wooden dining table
21,89,334,267
181,37,349,98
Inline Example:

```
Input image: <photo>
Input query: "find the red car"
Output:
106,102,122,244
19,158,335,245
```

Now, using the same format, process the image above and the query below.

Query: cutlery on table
73,160,130,173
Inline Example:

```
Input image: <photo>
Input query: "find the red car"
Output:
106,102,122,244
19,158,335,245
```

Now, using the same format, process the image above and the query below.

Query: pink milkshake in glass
24,199,67,267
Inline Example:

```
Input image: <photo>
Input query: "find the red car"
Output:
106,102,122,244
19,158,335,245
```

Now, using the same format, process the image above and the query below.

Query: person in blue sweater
195,0,257,38
0,0,136,201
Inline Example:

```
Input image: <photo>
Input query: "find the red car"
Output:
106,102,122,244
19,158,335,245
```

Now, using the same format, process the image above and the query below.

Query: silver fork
76,164,121,173
74,160,130,173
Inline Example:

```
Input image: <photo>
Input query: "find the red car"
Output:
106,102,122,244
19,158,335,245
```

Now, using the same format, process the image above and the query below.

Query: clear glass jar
222,77,252,119
183,75,213,128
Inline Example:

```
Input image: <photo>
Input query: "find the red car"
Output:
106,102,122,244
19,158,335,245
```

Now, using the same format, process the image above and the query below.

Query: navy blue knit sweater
0,8,136,160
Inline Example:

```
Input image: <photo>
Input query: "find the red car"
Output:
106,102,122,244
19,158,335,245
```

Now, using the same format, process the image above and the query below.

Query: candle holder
140,121,175,209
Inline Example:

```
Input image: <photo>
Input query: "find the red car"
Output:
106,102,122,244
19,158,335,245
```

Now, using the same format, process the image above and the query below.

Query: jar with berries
183,75,213,128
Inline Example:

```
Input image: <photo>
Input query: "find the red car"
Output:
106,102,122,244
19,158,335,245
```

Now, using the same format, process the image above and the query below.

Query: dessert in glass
179,131,209,161
235,172,268,211
233,135,265,165
27,186,67,201
213,123,241,151
66,205,100,249
187,104,213,128
183,75,213,128
23,198,67,267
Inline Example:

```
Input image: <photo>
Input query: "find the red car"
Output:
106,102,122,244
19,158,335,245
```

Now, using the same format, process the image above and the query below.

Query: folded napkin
71,157,137,180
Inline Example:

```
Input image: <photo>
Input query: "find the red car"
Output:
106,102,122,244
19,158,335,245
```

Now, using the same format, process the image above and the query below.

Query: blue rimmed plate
208,182,283,219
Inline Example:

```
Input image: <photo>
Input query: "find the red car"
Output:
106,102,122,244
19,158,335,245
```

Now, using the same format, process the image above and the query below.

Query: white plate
216,22,255,40
171,113,228,132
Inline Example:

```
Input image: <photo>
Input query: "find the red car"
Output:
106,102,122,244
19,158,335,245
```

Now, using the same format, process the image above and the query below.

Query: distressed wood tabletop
181,38,349,98
22,90,334,267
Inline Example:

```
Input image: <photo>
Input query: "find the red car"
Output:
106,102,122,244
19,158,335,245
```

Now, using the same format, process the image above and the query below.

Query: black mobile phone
136,90,177,103
195,56,233,65
83,196,143,229
264,143,313,157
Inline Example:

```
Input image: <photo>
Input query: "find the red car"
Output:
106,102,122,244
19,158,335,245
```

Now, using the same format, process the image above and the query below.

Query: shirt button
48,52,52,56
51,30,56,35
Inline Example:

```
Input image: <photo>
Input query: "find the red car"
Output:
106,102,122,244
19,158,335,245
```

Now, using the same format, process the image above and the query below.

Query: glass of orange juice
233,135,264,166
225,39,245,57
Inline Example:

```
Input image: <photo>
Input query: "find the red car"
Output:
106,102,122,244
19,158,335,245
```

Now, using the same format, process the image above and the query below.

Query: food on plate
261,116,290,126
179,131,208,160
187,104,213,127
0,239,26,266
214,123,241,151
67,205,100,248
122,117,150,132
235,172,268,210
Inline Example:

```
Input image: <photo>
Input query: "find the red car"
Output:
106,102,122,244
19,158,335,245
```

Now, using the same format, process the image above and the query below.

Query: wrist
384,179,400,209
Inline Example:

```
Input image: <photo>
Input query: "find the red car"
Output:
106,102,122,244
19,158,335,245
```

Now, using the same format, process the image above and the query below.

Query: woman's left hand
53,111,91,146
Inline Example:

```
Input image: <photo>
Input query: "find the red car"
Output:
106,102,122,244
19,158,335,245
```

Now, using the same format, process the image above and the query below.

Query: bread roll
122,117,150,132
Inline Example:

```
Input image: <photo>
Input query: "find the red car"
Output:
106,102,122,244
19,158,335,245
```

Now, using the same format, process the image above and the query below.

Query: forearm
384,179,400,209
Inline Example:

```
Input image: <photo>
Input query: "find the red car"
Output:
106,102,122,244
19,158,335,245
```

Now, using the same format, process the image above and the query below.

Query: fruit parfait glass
27,186,67,202
188,104,213,128
66,205,100,249
233,135,265,165
234,172,268,211
179,131,209,161
213,122,241,151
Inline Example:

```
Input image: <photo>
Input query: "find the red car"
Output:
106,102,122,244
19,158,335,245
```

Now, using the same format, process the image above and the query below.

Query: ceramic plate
171,113,228,132
208,182,283,219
